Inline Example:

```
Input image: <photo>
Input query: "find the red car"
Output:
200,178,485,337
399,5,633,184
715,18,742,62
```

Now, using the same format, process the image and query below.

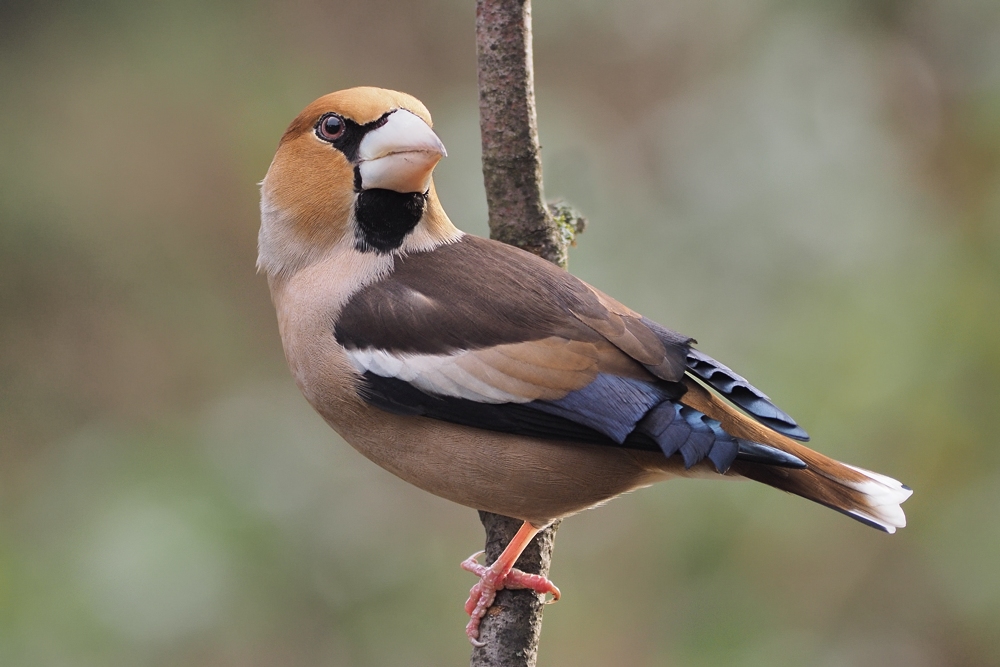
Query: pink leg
460,522,561,646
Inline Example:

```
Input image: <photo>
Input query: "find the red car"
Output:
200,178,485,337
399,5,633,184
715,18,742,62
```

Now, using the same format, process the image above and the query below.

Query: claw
466,621,486,648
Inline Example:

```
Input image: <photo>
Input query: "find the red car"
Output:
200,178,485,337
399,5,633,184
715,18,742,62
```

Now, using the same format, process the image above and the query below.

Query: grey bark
476,0,566,267
472,0,570,665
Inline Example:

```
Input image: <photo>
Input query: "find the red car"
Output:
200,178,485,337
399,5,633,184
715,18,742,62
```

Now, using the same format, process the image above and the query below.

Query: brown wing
335,234,691,380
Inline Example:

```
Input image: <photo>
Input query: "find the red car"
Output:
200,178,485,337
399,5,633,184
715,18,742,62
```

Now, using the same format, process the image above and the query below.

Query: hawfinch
258,87,912,645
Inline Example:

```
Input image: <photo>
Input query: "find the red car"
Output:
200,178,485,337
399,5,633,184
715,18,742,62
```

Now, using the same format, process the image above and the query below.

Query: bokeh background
2,0,999,665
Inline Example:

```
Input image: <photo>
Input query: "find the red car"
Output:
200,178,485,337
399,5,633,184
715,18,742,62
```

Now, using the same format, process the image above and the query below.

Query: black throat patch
353,189,427,253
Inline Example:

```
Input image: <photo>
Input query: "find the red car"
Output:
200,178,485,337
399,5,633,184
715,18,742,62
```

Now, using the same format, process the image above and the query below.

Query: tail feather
681,377,912,532
730,460,911,533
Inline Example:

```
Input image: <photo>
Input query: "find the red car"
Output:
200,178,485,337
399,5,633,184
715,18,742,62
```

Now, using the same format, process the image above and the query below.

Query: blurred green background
2,0,999,665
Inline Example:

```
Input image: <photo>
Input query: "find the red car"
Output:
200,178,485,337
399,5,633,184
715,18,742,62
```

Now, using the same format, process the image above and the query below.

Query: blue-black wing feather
358,371,761,473
685,349,810,441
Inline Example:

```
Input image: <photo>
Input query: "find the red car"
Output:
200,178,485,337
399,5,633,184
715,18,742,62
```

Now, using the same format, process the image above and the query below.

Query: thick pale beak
357,109,447,193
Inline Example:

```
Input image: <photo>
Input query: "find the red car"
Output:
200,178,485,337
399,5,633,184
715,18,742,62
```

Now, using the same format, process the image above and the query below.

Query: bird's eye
317,114,345,141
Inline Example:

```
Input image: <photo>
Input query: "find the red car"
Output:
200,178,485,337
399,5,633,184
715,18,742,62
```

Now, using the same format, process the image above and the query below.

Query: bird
258,86,913,645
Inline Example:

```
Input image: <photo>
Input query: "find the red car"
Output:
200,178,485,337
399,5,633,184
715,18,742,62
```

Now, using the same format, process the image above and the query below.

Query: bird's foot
460,551,561,646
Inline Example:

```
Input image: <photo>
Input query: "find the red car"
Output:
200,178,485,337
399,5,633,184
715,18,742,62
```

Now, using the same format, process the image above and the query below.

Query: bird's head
259,87,456,279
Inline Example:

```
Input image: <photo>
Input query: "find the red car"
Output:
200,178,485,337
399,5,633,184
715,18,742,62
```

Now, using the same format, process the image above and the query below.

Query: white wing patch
346,347,533,404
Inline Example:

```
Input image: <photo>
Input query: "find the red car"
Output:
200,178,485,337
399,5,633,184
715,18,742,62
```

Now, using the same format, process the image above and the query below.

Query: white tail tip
843,465,913,534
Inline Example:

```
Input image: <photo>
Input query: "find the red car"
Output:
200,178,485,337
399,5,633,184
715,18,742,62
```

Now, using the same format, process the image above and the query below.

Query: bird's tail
680,379,912,533
729,458,911,533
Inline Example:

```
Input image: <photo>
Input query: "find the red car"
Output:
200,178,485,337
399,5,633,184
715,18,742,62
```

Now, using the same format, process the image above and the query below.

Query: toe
502,568,560,601
464,582,482,616
466,617,486,646
460,551,487,576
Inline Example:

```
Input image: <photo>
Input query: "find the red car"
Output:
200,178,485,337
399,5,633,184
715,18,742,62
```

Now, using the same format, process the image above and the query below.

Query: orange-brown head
258,87,456,279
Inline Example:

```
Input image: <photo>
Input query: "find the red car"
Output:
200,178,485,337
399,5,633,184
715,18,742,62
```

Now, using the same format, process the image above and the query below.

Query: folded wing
335,235,808,473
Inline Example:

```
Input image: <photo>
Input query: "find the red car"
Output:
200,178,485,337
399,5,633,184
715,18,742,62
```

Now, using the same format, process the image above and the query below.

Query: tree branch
476,0,566,266
472,1,569,665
